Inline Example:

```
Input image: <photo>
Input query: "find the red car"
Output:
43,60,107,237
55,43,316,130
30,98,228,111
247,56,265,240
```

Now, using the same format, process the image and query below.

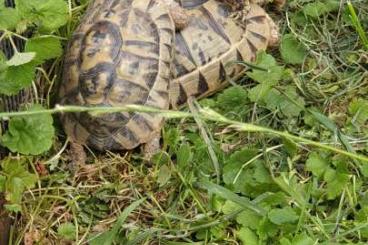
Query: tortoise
59,0,278,152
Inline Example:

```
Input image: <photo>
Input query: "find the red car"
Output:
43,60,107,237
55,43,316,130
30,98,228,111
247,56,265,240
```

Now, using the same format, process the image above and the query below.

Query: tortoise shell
59,0,175,150
170,1,277,107
59,0,277,151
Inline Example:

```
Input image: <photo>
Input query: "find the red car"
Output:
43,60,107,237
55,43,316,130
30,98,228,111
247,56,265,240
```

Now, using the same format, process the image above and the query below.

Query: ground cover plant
0,0,368,244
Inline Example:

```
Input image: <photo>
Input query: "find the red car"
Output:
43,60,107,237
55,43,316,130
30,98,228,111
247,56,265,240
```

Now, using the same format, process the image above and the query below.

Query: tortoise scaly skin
59,0,177,150
59,0,278,152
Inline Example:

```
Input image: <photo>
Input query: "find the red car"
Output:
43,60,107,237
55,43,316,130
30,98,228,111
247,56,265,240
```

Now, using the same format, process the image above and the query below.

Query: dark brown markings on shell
177,84,188,105
147,0,157,11
125,40,160,54
173,60,191,77
163,43,173,55
118,127,139,144
161,60,171,69
79,63,116,98
247,15,266,24
161,27,175,37
219,61,227,82
249,31,267,42
80,21,122,64
216,3,231,17
197,72,209,94
117,78,149,92
132,114,154,132
157,13,171,22
121,50,159,64
198,47,207,64
175,32,196,64
246,39,258,55
118,10,130,26
144,72,159,88
199,6,231,45
156,90,169,100
179,0,208,8
236,49,243,61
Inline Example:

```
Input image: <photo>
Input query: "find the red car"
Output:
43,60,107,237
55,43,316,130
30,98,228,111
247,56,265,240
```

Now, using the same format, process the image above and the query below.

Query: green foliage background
0,0,368,244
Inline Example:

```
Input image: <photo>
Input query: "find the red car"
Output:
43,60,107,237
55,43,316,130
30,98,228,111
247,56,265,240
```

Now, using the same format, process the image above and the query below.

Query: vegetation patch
0,0,368,244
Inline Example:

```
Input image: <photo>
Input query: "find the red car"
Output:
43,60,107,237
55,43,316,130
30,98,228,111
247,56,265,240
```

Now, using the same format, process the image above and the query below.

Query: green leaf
0,5,19,30
4,204,22,213
305,153,329,178
216,86,248,110
89,198,145,245
324,165,350,200
280,34,308,65
58,223,76,240
0,62,36,95
1,158,37,205
6,52,35,66
223,148,258,186
263,87,305,118
282,137,298,156
177,143,192,168
246,51,284,84
268,207,299,225
349,99,368,125
16,0,68,31
1,104,55,155
236,209,262,230
157,164,172,187
237,227,258,245
248,81,277,103
291,233,315,245
302,1,339,18
25,36,62,64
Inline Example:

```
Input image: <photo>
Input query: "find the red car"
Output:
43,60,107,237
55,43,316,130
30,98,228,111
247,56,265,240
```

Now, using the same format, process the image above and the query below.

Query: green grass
1,0,368,244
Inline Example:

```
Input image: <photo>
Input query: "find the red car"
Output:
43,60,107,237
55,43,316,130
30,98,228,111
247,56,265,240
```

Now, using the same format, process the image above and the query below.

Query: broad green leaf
16,0,68,31
0,62,36,95
280,34,308,65
303,1,339,18
282,137,298,156
4,204,22,213
1,104,55,155
0,5,19,30
237,227,258,245
263,87,305,118
223,148,258,186
246,51,284,84
25,36,62,64
305,153,329,178
58,223,76,240
349,99,368,125
268,207,299,225
1,158,37,205
291,233,315,245
157,164,171,187
324,163,350,200
248,81,277,103
89,198,145,245
236,209,262,230
216,86,249,111
6,52,35,66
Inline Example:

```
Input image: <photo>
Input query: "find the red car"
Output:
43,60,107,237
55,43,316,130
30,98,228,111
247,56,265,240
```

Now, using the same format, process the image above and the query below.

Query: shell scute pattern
60,0,176,150
60,0,277,151
169,2,275,108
